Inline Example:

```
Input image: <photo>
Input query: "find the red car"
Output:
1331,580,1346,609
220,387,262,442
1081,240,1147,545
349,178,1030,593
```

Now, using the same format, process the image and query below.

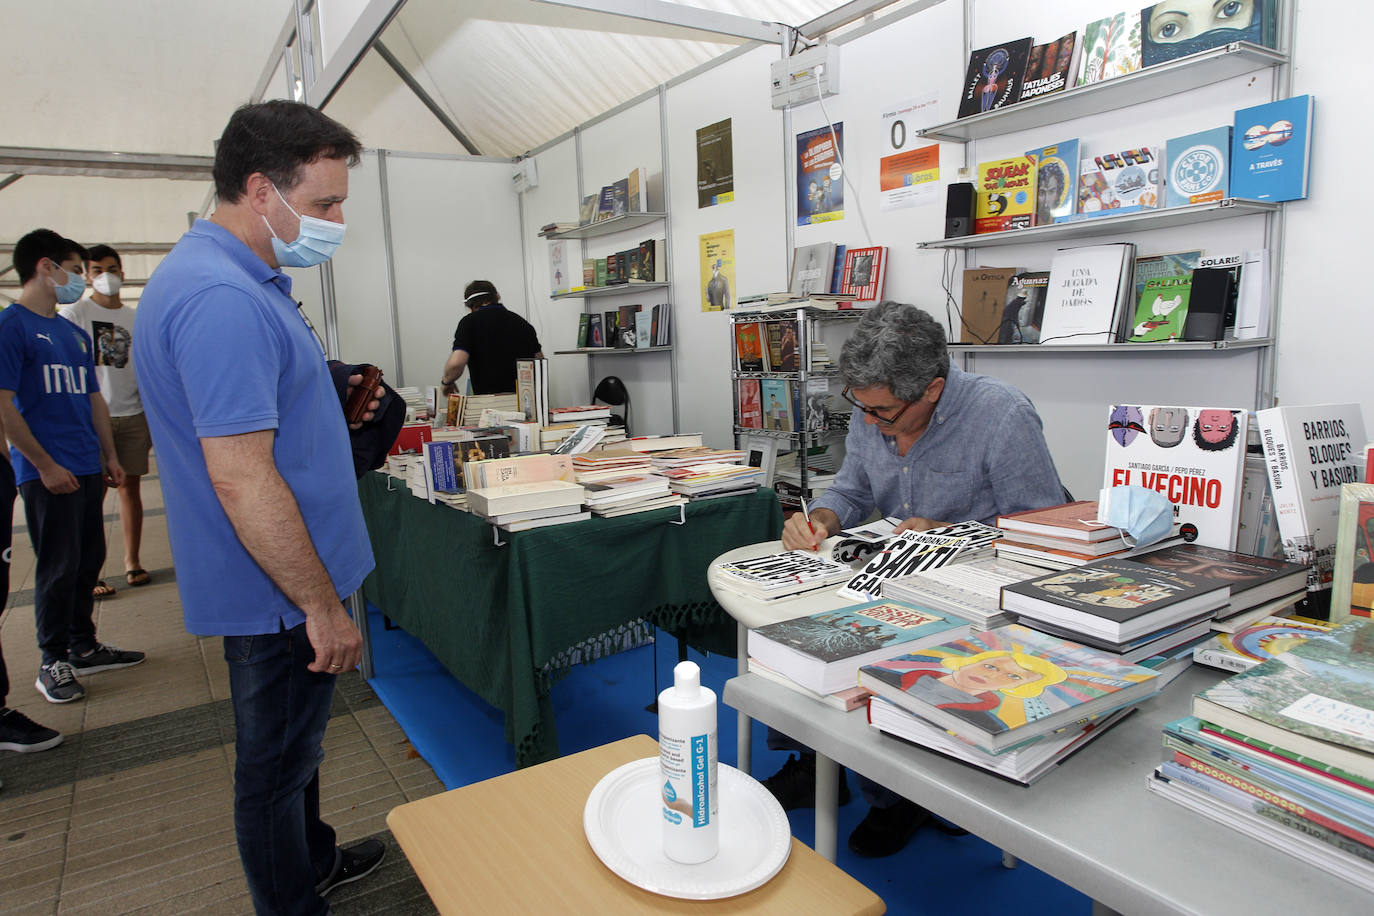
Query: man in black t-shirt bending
440,281,543,395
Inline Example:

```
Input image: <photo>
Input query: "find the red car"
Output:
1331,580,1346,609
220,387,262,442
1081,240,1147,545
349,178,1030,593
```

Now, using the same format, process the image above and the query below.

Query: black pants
20,474,104,666
0,460,13,704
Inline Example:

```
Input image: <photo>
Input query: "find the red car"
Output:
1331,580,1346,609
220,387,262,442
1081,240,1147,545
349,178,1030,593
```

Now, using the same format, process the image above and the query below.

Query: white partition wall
665,46,789,447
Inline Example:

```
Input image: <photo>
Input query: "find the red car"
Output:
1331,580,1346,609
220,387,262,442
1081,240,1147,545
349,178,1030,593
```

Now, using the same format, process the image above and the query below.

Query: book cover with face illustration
1102,405,1249,550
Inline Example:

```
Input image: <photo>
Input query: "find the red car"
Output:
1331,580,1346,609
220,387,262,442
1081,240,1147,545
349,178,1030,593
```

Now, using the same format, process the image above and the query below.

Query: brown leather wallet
344,365,382,424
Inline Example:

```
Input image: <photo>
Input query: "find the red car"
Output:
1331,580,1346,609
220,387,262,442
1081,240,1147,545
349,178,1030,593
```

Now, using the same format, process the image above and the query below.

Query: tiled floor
0,465,442,914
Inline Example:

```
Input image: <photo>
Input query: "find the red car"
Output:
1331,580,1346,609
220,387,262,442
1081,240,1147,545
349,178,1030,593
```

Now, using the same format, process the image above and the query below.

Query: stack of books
999,555,1231,666
1191,615,1335,673
659,462,763,500
748,600,971,696
838,521,1004,602
648,446,748,470
551,424,607,455
1148,621,1374,893
622,433,705,453
884,555,1045,630
583,474,683,518
465,480,588,532
549,405,611,425
715,549,855,601
994,500,1185,570
1126,543,1309,634
858,624,1163,784
465,453,574,490
462,394,520,426
571,449,653,483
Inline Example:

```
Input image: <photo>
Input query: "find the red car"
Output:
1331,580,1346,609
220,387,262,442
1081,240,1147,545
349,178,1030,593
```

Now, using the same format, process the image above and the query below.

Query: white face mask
93,272,122,296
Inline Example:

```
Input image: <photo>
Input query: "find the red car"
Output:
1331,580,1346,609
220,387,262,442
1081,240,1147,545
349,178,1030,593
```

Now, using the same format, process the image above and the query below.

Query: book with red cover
737,379,762,428
735,321,766,371
996,500,1117,542
389,422,434,456
838,246,887,302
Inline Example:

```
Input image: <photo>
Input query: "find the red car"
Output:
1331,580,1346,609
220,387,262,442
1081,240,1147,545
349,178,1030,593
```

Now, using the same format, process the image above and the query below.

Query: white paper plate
583,757,791,900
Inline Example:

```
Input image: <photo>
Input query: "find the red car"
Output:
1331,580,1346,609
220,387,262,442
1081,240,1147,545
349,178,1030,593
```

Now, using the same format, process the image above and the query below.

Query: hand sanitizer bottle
658,660,719,863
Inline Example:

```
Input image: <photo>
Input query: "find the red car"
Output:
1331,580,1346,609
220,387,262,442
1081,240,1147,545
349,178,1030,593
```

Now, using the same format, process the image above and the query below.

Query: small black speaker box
944,182,975,238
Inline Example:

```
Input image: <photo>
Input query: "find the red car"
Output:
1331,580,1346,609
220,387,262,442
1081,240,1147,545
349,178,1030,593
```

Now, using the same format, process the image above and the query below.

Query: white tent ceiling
0,0,871,288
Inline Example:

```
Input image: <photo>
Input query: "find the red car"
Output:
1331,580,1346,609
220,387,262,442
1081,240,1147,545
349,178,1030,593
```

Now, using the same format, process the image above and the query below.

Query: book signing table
356,473,782,766
709,541,1373,916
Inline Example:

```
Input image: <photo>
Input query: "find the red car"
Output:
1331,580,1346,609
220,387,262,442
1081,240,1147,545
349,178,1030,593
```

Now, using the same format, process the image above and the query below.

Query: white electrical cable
812,63,873,245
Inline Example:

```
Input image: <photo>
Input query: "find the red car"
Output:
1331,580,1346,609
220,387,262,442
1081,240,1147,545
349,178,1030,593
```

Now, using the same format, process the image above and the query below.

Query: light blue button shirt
812,362,1064,528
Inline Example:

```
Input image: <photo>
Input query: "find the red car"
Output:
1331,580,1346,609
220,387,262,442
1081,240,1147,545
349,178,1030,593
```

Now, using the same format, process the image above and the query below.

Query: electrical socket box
770,43,840,110
512,157,538,192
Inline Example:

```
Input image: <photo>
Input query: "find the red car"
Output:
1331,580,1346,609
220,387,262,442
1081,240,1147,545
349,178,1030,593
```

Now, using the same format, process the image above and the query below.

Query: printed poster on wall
878,93,940,210
700,230,735,312
796,123,843,225
697,118,735,208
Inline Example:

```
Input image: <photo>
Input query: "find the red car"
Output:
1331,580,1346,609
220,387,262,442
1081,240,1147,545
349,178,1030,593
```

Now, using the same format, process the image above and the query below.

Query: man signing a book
767,300,1064,857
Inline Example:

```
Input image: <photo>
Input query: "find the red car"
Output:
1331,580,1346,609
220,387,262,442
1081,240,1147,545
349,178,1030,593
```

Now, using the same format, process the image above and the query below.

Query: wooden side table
387,734,885,914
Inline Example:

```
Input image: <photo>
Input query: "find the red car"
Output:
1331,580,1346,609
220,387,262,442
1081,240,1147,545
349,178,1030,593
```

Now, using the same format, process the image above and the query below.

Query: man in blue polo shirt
136,101,384,915
0,230,145,705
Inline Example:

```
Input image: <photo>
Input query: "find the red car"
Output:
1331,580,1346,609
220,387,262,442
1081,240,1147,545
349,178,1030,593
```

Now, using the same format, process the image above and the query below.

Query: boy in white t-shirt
60,245,153,594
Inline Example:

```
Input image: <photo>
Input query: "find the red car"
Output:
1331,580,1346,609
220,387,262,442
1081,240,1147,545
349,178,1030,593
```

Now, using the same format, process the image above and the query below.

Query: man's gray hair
838,301,949,401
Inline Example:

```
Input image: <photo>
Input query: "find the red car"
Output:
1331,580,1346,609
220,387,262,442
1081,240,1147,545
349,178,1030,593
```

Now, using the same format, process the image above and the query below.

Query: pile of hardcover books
998,553,1229,674
855,623,1162,785
1148,621,1374,892
993,500,1171,570
716,549,854,602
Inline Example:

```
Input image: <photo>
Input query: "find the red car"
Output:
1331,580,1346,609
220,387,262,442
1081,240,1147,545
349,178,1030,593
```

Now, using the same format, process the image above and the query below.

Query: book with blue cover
1166,126,1232,207
748,599,972,695
1230,95,1314,202
1028,139,1079,224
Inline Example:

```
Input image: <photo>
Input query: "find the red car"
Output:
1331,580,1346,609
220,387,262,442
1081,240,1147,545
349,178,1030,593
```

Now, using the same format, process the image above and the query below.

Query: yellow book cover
699,229,735,312
975,156,1036,234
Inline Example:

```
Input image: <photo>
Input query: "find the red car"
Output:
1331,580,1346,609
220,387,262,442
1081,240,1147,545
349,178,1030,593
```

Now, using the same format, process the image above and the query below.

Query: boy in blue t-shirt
0,230,145,704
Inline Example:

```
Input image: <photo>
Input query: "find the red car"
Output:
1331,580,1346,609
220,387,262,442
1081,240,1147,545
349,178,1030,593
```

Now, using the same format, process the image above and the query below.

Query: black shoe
317,837,385,897
68,643,146,674
848,799,930,858
760,753,850,811
0,707,63,753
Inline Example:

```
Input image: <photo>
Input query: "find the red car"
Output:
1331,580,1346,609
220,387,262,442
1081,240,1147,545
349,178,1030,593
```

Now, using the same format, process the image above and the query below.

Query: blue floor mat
363,604,1089,915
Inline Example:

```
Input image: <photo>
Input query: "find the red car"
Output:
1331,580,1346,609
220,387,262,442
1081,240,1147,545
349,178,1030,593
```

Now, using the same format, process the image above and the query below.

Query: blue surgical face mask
52,264,87,305
263,184,346,268
1098,485,1175,547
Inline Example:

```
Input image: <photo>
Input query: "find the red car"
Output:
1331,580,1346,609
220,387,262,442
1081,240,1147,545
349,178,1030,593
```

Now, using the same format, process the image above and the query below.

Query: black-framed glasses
841,386,914,426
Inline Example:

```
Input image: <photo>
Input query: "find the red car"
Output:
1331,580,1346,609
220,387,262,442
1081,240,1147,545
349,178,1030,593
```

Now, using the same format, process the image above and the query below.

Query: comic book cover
737,379,762,428
1028,139,1078,224
1102,404,1250,549
998,271,1049,343
1129,275,1192,342
1018,32,1079,102
858,624,1160,751
735,322,765,371
796,123,844,225
760,378,793,432
956,38,1034,119
975,155,1036,233
1077,147,1161,218
1142,0,1272,67
1079,10,1142,85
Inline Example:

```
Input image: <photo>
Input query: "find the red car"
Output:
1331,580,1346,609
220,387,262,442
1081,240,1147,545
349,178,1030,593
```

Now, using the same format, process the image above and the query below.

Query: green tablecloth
357,474,782,766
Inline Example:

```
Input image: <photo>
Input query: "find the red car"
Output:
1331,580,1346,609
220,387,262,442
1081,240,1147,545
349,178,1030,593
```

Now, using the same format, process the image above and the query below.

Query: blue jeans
226,624,338,916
